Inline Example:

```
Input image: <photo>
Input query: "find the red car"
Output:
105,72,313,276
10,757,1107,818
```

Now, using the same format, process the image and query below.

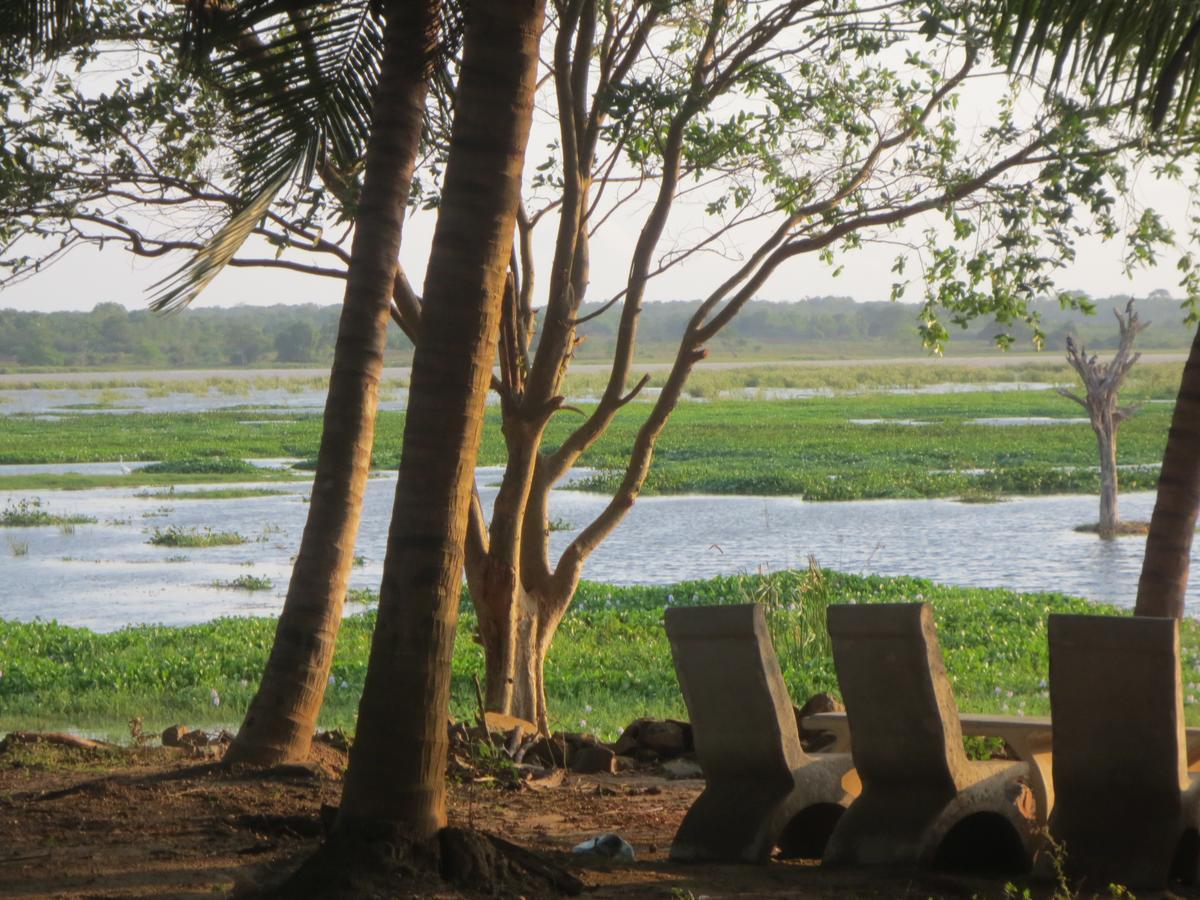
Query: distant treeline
0,293,1193,368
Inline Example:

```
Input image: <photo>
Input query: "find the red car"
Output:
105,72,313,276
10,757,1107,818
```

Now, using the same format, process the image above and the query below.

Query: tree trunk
1095,416,1120,539
472,417,549,715
1136,327,1200,618
475,573,570,734
224,0,437,767
337,0,546,839
508,588,569,733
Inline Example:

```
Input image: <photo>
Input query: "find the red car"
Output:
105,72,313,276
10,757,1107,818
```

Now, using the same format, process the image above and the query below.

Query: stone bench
802,711,1053,821
822,602,1045,870
664,604,857,863
803,711,1200,768
1047,613,1200,890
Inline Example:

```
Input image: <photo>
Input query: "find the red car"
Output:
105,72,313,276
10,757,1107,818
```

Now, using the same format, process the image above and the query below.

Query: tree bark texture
225,0,438,767
1095,423,1120,538
1136,325,1200,618
338,0,546,839
1056,302,1144,542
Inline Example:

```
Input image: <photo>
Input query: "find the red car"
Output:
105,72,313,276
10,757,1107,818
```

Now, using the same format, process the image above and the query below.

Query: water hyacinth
2,570,1193,741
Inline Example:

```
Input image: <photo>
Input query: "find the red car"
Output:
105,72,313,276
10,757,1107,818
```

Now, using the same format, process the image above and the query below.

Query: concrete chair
664,604,858,863
1048,613,1200,891
823,602,1043,871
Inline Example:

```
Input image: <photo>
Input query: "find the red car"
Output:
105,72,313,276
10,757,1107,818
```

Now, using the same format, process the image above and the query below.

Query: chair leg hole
932,812,1029,875
775,803,844,860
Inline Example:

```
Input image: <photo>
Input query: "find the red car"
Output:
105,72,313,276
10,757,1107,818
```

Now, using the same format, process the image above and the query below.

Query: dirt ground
0,734,1186,899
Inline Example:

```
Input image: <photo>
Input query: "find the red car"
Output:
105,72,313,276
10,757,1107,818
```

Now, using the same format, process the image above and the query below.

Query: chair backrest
1049,614,1188,803
826,602,968,793
665,604,805,782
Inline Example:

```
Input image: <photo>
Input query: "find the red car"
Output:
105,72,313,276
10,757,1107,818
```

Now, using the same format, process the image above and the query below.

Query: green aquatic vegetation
558,359,1184,402
212,574,273,591
0,498,96,527
0,374,1178,501
8,538,29,557
134,487,288,500
0,471,307,492
147,526,246,548
141,458,259,475
0,572,1187,742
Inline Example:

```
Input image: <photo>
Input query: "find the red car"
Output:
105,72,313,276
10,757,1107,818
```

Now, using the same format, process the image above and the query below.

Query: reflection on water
0,466,1192,632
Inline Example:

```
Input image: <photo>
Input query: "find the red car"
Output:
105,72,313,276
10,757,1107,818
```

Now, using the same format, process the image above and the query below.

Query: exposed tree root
260,823,582,898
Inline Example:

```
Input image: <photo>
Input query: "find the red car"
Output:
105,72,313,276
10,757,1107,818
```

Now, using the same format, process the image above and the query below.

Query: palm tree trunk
224,0,438,767
337,0,547,839
1136,327,1200,618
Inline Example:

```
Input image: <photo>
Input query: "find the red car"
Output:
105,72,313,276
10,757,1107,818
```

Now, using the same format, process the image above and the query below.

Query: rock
570,744,616,775
796,691,843,720
180,730,211,749
559,731,599,749
161,724,190,747
795,692,844,750
526,735,567,768
659,757,703,780
633,747,660,764
613,755,640,773
640,720,691,758
612,719,649,756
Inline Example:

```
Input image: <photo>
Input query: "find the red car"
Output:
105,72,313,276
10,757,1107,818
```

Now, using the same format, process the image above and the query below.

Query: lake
0,466,1191,631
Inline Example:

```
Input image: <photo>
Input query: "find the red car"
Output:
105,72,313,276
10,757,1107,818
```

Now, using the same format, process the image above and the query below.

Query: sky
2,26,1197,316
4,163,1190,315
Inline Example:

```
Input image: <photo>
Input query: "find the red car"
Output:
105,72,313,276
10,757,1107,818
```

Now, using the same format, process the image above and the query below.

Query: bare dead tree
1057,300,1148,538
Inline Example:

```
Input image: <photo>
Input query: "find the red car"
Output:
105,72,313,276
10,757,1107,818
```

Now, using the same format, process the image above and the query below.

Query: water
0,379,1066,416
720,382,1062,401
0,467,1191,631
0,385,411,416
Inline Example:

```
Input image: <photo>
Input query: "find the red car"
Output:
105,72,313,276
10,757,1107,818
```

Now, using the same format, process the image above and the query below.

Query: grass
212,574,273,591
1073,520,1153,536
0,570,1189,743
0,498,96,527
141,458,260,475
0,384,1177,500
134,487,289,500
559,358,1187,401
0,470,308,492
147,526,246,548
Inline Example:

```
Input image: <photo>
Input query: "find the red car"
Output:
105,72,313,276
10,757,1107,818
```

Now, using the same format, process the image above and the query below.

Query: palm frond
986,0,1200,130
147,174,288,313
0,0,88,68
212,1,386,198
160,0,386,310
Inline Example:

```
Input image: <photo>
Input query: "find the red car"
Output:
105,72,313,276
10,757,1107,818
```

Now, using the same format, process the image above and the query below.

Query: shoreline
0,351,1190,385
